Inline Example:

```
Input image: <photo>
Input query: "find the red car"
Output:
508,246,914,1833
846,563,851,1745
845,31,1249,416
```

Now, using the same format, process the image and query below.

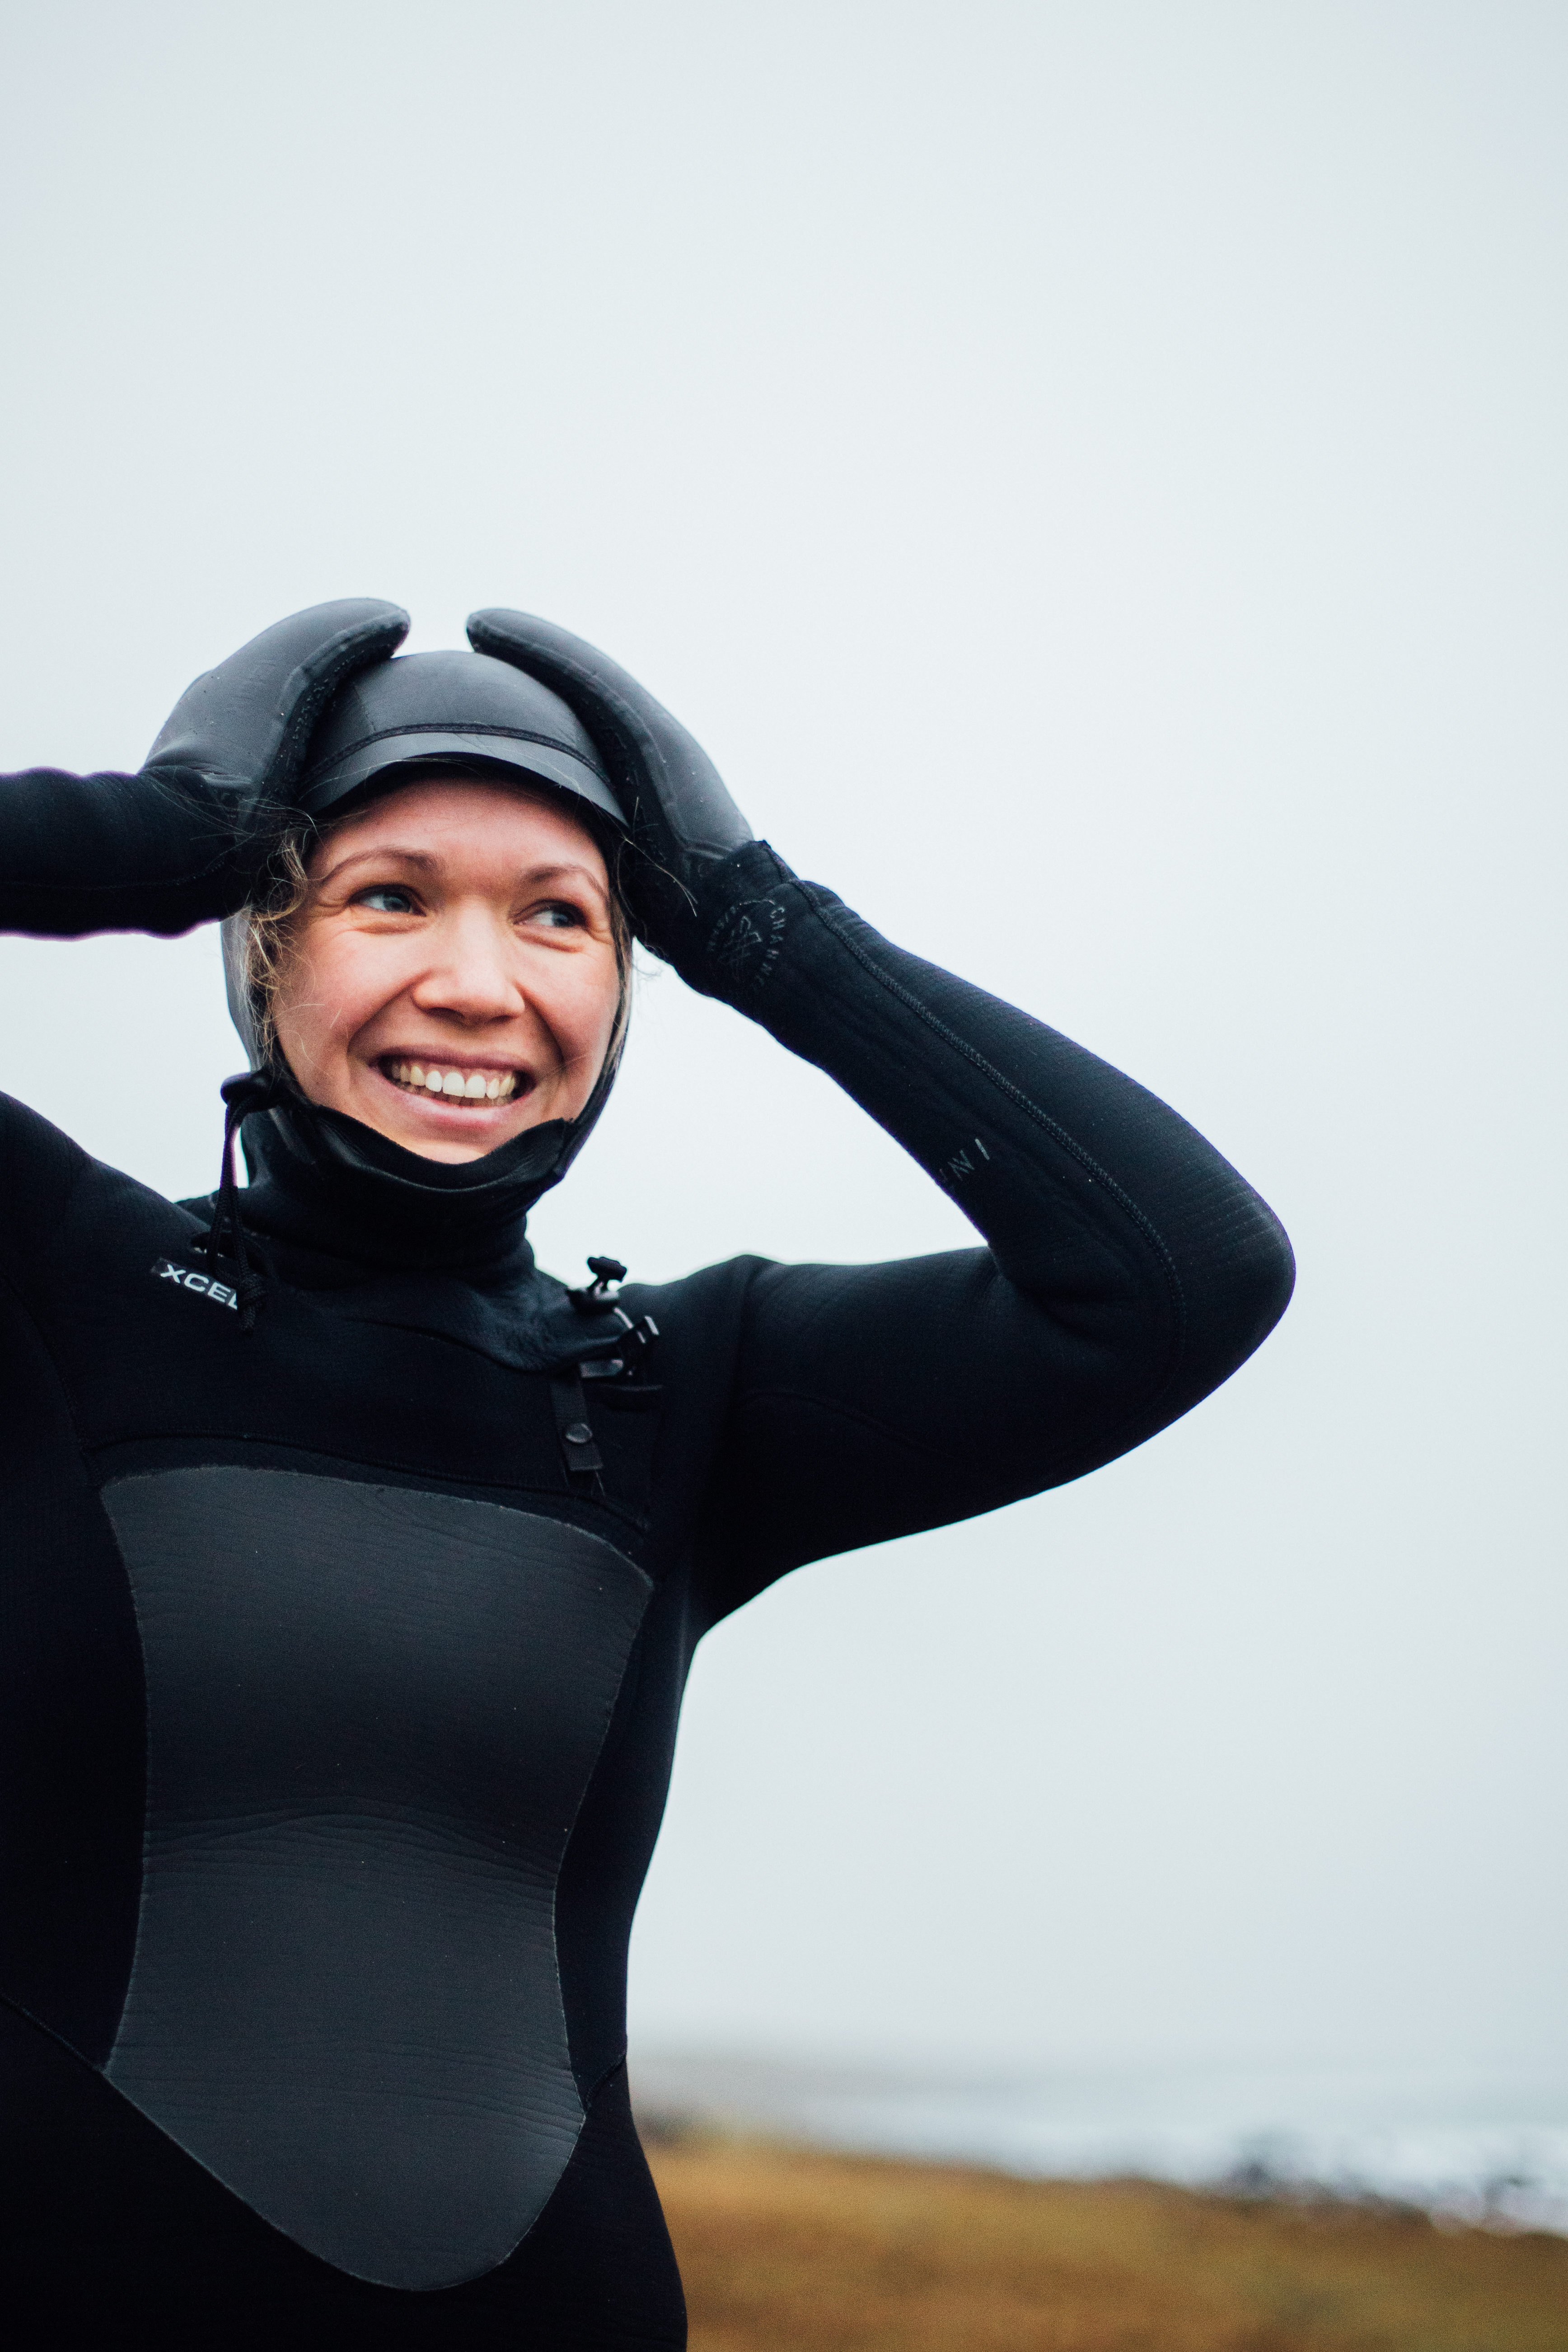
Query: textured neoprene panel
100,1469,652,2290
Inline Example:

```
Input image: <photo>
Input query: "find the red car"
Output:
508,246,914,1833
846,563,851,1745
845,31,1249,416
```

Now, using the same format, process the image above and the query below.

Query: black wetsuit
0,778,1292,2343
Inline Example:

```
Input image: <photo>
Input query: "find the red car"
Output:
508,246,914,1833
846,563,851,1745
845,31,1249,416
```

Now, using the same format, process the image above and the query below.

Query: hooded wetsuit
0,765,1292,2344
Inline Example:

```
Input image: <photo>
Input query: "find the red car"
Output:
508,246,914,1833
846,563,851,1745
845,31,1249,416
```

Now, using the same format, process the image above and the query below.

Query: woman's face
271,773,622,1164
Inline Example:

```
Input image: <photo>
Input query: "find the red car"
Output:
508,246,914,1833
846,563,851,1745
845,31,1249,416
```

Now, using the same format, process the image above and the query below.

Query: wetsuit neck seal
242,1091,574,1274
201,1005,625,1305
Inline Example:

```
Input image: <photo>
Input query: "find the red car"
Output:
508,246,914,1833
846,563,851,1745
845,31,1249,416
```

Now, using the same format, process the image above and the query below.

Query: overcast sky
0,1,1562,2076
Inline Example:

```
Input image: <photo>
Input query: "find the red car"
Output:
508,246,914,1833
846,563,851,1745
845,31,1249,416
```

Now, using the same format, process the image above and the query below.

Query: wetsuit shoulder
632,862,1292,1619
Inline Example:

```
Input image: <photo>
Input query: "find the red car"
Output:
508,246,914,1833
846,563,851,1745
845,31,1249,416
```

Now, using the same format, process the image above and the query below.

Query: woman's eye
531,902,585,931
358,885,419,915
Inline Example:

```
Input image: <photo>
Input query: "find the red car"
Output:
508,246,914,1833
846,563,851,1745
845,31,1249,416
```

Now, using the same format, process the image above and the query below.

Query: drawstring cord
201,1069,284,1333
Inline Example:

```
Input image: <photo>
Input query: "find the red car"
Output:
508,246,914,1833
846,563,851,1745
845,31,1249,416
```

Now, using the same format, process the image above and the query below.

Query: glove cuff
666,840,800,1005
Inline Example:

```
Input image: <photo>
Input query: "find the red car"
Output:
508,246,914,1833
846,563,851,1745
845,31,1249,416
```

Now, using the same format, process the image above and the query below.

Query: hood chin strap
202,1067,288,1332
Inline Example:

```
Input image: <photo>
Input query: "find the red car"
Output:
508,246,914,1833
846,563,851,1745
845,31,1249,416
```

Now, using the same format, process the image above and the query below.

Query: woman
0,600,1292,2344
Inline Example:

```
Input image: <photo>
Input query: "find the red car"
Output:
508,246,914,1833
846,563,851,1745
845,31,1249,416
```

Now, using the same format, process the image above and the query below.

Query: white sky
0,1,1562,2074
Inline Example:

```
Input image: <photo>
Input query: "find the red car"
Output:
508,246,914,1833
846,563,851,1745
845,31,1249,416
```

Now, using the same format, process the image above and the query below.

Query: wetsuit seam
731,1384,968,1467
583,2046,631,2104
0,1987,118,2078
304,1312,622,1382
84,1434,650,1537
797,888,1189,1412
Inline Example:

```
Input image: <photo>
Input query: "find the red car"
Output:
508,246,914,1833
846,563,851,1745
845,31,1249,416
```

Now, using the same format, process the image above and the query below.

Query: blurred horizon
628,2041,1568,2230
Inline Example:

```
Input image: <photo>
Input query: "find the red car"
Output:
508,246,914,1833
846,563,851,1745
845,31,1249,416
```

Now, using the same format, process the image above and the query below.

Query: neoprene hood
217,638,634,1231
221,643,631,1069
297,649,625,827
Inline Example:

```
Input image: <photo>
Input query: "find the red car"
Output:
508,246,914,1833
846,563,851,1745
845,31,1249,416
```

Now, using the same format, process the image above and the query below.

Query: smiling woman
265,775,626,1159
0,599,1293,2346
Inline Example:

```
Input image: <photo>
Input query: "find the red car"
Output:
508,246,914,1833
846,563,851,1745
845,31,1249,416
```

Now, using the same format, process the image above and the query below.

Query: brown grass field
647,2136,1568,2351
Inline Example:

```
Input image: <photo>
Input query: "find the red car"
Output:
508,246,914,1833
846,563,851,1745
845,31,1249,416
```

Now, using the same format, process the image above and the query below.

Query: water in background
631,2050,1568,2231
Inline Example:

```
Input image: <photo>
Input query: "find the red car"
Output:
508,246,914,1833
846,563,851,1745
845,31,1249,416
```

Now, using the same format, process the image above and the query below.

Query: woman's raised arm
467,609,1293,1613
0,601,407,939
681,852,1293,1608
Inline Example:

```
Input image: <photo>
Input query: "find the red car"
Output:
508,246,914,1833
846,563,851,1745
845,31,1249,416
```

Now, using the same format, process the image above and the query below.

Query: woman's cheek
329,930,416,1039
530,948,616,1043
563,964,621,1070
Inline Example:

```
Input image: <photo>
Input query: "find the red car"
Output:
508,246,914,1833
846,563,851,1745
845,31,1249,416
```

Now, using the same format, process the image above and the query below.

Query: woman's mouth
381,1057,526,1106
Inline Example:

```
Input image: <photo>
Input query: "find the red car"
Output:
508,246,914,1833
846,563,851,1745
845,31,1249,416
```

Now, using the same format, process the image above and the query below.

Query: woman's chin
384,1126,514,1165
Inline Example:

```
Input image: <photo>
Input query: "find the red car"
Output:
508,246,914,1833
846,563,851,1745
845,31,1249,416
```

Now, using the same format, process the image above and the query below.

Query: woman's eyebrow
525,861,607,893
317,845,439,883
316,847,607,893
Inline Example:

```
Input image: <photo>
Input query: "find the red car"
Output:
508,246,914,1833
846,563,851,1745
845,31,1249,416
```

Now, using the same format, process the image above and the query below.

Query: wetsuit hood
210,642,632,1289
297,649,623,827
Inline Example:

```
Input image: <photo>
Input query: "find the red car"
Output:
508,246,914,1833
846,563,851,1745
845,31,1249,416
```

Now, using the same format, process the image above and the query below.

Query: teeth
387,1060,519,1104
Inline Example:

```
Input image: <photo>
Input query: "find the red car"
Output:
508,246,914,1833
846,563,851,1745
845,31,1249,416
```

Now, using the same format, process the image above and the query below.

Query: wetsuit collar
230,970,627,1284
225,1092,633,1377
241,1094,568,1277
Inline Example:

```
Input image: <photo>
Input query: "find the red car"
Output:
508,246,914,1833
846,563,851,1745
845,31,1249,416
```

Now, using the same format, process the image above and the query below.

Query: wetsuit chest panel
98,1468,653,2291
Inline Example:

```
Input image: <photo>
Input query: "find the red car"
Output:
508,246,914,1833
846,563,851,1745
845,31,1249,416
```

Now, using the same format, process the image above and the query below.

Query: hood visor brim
300,727,624,825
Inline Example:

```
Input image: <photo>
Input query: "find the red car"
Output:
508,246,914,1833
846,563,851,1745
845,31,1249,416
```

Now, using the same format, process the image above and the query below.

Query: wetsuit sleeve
0,600,410,938
0,766,260,938
692,845,1294,1616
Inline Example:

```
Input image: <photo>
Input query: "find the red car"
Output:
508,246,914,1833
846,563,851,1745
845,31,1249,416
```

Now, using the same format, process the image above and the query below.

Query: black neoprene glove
0,599,409,938
466,608,783,999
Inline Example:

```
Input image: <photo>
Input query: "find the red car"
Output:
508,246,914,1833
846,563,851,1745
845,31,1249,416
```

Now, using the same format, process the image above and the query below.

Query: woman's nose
409,912,524,1023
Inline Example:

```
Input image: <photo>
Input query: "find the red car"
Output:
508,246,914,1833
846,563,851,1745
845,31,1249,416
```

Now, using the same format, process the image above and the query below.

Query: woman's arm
467,610,1293,1611
0,601,407,938
687,846,1292,1609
